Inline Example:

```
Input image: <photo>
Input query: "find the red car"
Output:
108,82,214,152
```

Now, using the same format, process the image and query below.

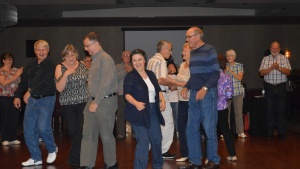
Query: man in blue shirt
181,27,220,169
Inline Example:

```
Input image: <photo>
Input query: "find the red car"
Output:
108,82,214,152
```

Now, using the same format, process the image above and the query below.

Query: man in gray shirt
81,32,119,169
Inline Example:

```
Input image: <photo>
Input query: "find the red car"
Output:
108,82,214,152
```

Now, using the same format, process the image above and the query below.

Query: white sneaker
9,140,21,145
238,133,247,139
220,135,224,138
2,141,9,146
47,147,58,163
22,158,42,166
39,138,43,142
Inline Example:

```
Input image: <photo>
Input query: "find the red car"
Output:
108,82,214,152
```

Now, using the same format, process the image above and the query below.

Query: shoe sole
22,162,42,166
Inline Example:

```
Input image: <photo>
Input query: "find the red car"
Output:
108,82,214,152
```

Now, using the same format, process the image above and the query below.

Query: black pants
264,82,287,134
218,108,236,156
61,102,86,166
0,96,20,142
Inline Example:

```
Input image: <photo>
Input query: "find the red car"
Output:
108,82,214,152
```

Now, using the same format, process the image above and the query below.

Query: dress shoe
104,162,119,169
162,152,175,159
185,163,202,169
80,167,94,169
176,157,189,162
226,156,237,162
116,134,124,140
278,133,287,140
203,161,219,169
238,133,247,139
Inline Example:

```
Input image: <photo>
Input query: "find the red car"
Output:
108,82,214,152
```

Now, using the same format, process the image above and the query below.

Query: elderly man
147,40,175,159
14,40,57,166
181,27,220,169
81,32,119,169
259,41,291,139
115,50,133,140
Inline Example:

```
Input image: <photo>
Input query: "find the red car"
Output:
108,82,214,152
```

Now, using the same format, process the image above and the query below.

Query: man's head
83,32,102,56
82,55,92,69
157,40,172,59
34,40,49,63
122,50,131,64
186,26,204,49
270,42,281,57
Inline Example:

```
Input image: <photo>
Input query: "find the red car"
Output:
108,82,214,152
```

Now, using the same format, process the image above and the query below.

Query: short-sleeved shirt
0,68,20,96
177,62,190,101
259,54,291,85
56,62,88,105
226,62,244,96
147,53,168,91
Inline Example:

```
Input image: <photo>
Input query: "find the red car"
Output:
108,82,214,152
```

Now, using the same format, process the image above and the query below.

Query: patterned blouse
218,70,232,110
226,62,244,96
0,67,20,97
56,62,88,105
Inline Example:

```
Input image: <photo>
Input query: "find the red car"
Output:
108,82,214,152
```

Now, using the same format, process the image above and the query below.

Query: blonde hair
34,40,49,51
61,44,79,61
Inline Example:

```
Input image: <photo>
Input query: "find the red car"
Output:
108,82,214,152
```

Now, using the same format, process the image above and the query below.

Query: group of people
0,26,291,169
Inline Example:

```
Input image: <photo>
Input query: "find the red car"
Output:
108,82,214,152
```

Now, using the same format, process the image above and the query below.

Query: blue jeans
131,104,163,169
23,96,57,161
186,88,220,165
170,102,178,131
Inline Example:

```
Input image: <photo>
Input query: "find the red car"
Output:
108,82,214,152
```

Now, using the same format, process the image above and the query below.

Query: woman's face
182,46,191,61
64,52,77,65
3,57,14,67
132,54,145,72
226,54,235,63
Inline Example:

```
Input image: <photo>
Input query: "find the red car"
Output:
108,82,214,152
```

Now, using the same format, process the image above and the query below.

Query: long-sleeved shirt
14,57,56,98
185,43,220,90
87,49,118,104
115,62,127,95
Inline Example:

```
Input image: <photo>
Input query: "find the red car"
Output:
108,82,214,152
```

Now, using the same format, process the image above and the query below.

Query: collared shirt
259,54,291,85
15,57,56,98
226,62,244,96
146,53,168,91
115,62,127,95
88,49,118,104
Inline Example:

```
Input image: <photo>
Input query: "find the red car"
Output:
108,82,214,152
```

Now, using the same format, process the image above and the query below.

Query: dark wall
0,24,298,89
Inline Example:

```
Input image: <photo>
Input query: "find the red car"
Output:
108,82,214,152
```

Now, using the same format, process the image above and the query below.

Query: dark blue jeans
61,102,86,166
264,82,287,134
131,104,163,169
178,101,189,157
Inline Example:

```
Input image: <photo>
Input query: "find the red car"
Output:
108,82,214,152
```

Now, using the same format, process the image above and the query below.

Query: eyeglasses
122,54,130,57
83,41,96,48
186,34,198,39
65,54,76,58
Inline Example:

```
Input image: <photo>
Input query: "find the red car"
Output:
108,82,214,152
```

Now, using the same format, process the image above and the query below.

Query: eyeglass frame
186,34,198,39
83,41,96,48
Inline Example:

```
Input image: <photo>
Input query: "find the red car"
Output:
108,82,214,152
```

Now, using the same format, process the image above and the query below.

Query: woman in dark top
123,49,166,169
55,44,88,168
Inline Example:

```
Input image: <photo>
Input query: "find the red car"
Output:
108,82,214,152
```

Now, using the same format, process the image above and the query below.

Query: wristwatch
203,86,208,91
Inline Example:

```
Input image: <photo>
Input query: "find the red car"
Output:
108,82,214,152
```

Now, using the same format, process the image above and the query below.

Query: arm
55,64,76,92
158,91,166,111
125,94,145,111
0,67,23,86
226,65,243,81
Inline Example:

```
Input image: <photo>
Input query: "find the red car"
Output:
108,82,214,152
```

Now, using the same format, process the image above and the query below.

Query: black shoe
162,152,175,159
185,163,202,169
104,162,119,169
116,134,124,140
203,161,219,169
80,167,94,169
278,133,287,140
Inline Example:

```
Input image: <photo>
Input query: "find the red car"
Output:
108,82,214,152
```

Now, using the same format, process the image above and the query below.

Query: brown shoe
185,163,202,169
203,161,219,169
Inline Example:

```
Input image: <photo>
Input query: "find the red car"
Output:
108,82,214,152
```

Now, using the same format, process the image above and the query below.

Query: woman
55,44,88,168
123,49,166,169
225,49,246,138
217,54,237,162
167,43,190,162
0,52,23,146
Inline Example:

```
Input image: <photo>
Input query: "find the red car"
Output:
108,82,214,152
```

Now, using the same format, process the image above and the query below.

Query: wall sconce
285,49,290,58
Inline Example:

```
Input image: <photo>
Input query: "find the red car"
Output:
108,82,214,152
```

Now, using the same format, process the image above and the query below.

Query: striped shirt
226,62,244,96
259,54,291,85
147,53,168,91
185,43,220,90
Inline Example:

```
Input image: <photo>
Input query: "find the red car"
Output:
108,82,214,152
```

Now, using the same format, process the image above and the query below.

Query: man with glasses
181,27,220,169
115,50,133,140
147,40,175,159
81,32,119,169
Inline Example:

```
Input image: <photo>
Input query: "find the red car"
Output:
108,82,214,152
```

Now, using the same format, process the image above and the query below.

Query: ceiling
1,0,300,26
2,0,300,18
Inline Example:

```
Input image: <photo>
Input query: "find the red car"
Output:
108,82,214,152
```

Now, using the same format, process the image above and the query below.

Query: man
81,32,119,169
115,50,133,140
82,55,92,69
181,27,220,169
259,41,291,139
147,40,175,159
14,40,58,166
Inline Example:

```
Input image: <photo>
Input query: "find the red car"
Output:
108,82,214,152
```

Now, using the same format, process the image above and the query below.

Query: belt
31,94,55,99
92,93,117,100
265,82,286,86
161,90,166,92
